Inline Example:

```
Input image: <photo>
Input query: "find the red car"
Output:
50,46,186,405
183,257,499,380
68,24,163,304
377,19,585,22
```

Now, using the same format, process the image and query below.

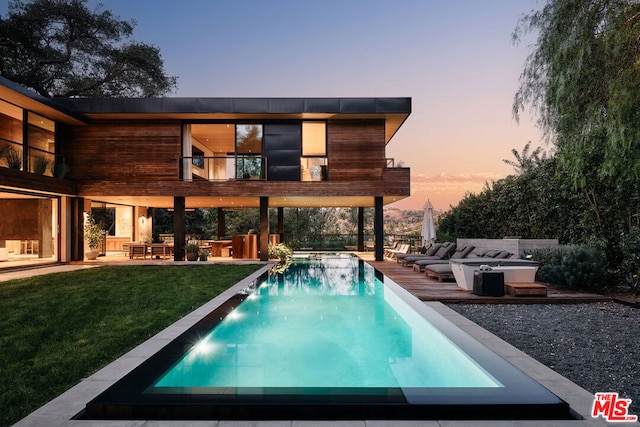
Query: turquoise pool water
85,254,571,420
154,255,501,390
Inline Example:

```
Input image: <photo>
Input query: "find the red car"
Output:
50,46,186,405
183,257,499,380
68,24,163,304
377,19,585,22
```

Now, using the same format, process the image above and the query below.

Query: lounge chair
400,242,457,266
412,244,475,271
424,264,456,282
402,242,456,267
396,243,442,263
385,244,410,259
384,242,401,258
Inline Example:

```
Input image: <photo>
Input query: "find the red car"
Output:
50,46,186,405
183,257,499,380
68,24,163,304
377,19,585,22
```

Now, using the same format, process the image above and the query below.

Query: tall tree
513,0,640,265
0,0,177,97
503,141,547,174
513,0,640,185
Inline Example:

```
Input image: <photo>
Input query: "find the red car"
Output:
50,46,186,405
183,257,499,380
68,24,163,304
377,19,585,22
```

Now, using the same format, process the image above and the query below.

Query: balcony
0,139,68,178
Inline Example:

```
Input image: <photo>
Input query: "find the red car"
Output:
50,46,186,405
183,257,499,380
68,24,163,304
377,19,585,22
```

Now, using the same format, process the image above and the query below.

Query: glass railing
0,140,23,170
28,147,56,176
0,139,68,177
181,155,267,181
284,234,377,251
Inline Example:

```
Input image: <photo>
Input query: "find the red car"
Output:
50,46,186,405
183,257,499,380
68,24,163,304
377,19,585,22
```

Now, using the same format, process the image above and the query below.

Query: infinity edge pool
78,256,577,421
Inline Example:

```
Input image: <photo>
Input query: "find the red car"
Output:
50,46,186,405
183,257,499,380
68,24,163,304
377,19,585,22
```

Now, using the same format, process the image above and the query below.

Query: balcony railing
181,155,267,181
0,139,67,177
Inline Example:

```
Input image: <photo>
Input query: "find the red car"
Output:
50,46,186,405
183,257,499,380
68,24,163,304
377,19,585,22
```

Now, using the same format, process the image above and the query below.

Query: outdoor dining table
149,243,173,259
126,243,147,259
206,240,232,257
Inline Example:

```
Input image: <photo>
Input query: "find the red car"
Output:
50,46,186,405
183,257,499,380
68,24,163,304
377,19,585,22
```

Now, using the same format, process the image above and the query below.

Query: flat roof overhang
56,97,411,143
75,195,408,209
0,76,86,126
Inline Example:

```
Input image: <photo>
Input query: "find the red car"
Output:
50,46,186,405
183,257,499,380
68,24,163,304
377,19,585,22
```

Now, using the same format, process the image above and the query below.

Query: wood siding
55,118,409,201
61,120,181,183
77,171,410,199
0,167,77,195
327,120,386,181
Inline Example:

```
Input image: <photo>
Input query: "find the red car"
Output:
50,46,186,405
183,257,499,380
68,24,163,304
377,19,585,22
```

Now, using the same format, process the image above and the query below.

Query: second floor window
301,121,327,181
236,124,262,154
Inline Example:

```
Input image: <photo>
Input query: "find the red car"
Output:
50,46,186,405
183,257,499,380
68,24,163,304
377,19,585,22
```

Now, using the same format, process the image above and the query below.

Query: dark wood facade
62,120,181,182
327,120,386,181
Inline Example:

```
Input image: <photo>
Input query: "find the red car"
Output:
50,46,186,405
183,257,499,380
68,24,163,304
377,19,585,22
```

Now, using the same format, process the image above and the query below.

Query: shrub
268,243,293,275
617,228,640,296
529,245,608,291
268,242,293,262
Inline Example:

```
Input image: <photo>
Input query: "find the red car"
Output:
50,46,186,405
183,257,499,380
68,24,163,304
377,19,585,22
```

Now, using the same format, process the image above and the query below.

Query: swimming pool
84,254,573,420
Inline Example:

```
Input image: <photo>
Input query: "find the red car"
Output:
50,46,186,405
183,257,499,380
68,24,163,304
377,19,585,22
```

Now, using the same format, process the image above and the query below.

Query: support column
277,207,284,243
374,197,384,261
357,207,365,252
173,196,185,261
71,197,84,261
259,197,269,261
217,207,225,239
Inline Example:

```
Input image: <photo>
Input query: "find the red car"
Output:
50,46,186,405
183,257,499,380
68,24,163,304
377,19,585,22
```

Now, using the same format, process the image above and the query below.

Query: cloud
411,172,504,193
389,172,508,211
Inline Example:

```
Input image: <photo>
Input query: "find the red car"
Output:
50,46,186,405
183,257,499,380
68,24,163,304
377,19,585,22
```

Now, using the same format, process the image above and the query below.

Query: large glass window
301,121,327,181
302,122,326,156
0,192,59,265
27,112,55,176
235,124,262,154
0,105,57,175
0,99,24,170
185,123,266,181
235,124,263,179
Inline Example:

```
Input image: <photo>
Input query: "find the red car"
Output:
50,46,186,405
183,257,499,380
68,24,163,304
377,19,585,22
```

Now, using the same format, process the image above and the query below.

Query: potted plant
32,154,52,175
185,242,199,261
84,214,107,260
4,147,22,169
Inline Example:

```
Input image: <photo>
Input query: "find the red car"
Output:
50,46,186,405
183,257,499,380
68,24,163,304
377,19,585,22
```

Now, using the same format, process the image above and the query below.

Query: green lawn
0,264,263,426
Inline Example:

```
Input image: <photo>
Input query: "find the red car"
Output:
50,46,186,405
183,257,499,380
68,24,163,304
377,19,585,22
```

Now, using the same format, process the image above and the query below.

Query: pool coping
14,261,630,427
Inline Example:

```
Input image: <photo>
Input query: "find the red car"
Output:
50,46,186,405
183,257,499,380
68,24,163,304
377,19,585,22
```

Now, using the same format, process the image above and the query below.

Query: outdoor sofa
421,248,515,282
397,242,457,266
411,244,476,271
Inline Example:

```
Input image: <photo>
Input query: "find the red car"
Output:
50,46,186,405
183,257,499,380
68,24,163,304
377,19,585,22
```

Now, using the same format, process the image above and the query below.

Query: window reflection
236,124,262,154
301,157,327,181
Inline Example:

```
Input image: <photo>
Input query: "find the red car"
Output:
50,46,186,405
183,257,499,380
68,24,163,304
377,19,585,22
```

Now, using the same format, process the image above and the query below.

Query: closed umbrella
421,199,436,248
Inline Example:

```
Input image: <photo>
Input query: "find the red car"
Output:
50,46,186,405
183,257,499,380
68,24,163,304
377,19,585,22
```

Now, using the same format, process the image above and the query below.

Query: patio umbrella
421,199,436,248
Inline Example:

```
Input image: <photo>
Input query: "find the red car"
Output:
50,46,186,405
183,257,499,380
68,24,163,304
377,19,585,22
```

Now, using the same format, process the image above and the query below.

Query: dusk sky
3,0,546,211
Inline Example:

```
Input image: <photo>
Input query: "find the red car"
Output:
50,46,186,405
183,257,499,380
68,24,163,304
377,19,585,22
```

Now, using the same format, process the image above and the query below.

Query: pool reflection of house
0,76,411,267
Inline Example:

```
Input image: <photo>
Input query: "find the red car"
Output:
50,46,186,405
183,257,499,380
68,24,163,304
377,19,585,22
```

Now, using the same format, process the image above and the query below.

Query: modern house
0,76,411,267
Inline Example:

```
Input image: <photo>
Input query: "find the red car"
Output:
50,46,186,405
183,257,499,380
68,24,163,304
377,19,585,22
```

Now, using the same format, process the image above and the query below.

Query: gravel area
449,301,640,416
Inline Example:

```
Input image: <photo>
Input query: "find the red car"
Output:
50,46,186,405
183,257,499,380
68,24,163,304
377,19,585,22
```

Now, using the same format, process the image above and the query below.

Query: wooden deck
364,256,610,304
